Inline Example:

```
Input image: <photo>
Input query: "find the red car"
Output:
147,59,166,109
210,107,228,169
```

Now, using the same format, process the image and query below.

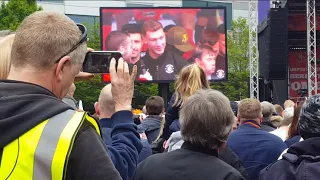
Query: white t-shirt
270,127,289,141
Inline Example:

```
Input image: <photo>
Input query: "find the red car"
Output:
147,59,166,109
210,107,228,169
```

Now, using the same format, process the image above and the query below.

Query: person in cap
166,26,194,56
141,20,189,81
260,95,320,180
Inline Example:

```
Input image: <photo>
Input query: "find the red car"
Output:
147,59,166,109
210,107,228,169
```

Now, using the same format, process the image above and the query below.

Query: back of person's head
270,116,283,128
288,101,304,139
95,84,115,118
180,89,234,149
284,99,295,109
105,31,130,51
68,83,76,97
274,104,284,116
280,107,294,126
0,34,15,79
238,98,262,122
145,96,164,116
11,11,87,71
299,95,320,140
173,64,210,106
261,101,276,118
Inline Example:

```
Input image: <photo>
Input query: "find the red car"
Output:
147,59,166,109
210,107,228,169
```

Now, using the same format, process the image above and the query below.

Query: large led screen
100,7,228,82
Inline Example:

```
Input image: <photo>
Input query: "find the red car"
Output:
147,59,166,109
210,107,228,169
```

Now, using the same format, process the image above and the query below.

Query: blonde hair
173,64,210,106
0,34,15,79
11,11,87,71
238,98,262,121
284,100,295,109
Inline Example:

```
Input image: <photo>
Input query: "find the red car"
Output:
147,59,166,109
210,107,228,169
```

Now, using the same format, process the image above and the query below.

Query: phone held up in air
82,51,122,74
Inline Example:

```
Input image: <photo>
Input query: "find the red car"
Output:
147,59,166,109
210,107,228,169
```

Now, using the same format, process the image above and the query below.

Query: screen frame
99,7,228,83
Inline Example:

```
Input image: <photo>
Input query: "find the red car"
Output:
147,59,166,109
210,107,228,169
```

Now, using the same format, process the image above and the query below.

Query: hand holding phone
82,51,122,74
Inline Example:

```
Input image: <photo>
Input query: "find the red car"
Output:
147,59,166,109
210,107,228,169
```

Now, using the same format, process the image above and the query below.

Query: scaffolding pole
249,0,259,99
307,0,317,97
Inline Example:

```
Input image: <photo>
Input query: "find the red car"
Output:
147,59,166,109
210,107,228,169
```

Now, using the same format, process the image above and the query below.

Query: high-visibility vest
0,109,101,180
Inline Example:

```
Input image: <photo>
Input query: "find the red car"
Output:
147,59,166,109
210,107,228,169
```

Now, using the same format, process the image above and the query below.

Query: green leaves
211,18,250,101
0,0,42,31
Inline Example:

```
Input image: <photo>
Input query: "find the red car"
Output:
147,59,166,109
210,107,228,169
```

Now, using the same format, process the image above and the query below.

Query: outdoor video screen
100,7,228,82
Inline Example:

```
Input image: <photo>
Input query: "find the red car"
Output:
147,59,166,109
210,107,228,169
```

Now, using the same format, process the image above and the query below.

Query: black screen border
99,6,228,83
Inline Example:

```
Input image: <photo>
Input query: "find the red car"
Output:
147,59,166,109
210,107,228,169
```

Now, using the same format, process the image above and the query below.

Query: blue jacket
227,120,287,180
285,135,301,147
260,137,320,180
137,115,162,144
99,112,144,180
163,94,181,140
169,119,181,134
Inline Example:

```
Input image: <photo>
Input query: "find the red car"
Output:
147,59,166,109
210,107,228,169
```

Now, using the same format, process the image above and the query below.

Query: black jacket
0,80,135,180
135,142,245,180
137,115,162,144
261,117,276,132
260,137,320,180
142,47,189,81
220,147,250,180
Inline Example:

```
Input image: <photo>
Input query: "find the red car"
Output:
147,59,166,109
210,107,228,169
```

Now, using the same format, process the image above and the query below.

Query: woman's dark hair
287,101,305,139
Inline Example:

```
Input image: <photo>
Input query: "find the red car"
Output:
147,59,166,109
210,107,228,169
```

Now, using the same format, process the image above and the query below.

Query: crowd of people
1,11,320,180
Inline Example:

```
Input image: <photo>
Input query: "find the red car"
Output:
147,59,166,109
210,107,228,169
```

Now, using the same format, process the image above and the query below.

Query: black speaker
258,8,288,80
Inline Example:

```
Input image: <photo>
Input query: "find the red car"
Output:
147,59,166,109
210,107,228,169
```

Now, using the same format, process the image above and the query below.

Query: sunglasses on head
55,23,88,63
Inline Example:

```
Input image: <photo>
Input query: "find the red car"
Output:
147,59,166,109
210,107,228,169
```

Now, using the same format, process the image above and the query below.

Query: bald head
97,84,115,118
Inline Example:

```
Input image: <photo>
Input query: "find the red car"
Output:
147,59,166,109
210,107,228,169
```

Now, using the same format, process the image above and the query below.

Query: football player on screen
190,45,225,80
141,20,190,81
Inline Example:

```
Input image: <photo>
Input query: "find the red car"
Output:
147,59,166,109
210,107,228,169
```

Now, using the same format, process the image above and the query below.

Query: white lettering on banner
290,74,308,79
291,81,308,91
289,68,307,71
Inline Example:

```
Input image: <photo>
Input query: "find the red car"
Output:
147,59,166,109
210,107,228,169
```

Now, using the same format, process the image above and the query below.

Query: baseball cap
166,26,193,52
299,95,320,139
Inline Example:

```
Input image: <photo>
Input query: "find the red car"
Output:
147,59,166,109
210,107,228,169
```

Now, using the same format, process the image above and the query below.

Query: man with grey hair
261,101,277,131
135,89,245,180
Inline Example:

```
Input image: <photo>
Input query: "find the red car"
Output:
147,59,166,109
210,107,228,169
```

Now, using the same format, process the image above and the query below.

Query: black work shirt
141,48,189,81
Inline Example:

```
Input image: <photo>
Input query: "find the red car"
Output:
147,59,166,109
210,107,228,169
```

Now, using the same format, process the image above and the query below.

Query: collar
181,141,218,157
145,115,162,121
241,120,261,129
99,118,112,128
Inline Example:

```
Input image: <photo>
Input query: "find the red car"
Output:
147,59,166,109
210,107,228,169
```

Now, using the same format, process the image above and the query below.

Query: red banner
288,48,320,97
288,14,320,31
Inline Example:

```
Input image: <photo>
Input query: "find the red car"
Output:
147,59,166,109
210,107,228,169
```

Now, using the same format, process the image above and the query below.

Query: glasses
54,23,88,63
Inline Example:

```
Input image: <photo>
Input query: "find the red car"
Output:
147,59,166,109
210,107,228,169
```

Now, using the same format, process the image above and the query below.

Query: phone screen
82,51,122,74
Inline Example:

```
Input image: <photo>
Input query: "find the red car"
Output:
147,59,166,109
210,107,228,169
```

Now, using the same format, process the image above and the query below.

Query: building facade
37,0,252,29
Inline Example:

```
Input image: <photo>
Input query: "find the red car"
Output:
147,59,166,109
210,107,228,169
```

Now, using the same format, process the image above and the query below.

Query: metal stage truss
306,0,317,96
249,0,259,99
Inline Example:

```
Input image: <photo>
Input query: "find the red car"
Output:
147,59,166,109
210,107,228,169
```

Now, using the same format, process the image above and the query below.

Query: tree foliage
211,18,250,101
0,0,42,31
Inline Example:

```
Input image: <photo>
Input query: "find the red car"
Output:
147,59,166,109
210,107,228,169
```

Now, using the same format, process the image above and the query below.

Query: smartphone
82,51,122,74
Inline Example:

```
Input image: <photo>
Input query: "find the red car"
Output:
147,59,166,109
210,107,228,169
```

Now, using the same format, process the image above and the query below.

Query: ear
55,56,71,81
259,114,263,123
94,102,100,116
195,58,201,64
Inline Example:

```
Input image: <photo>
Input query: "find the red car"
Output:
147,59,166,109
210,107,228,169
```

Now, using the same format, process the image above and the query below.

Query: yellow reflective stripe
0,139,18,180
0,120,48,180
85,114,101,136
51,111,85,180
